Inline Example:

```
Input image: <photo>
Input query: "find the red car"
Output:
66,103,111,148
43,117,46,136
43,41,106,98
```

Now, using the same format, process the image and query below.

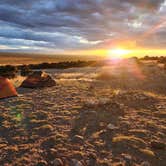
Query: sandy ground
0,64,166,166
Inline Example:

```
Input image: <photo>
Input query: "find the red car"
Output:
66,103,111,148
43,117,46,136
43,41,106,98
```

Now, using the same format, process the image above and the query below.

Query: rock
112,162,126,166
87,153,97,166
41,136,57,149
36,160,47,166
52,158,63,166
71,135,84,144
87,111,98,117
45,148,58,161
34,111,48,120
151,141,165,150
72,151,84,160
0,143,7,148
35,124,53,136
140,161,150,166
104,102,125,116
20,71,56,88
121,154,132,166
71,159,83,166
107,123,118,130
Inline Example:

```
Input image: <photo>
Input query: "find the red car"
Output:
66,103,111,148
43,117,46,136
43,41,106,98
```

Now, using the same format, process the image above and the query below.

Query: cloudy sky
0,0,166,56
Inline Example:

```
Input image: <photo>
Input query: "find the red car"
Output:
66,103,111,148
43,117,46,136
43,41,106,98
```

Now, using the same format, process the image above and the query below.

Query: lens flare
108,48,132,61
109,49,131,56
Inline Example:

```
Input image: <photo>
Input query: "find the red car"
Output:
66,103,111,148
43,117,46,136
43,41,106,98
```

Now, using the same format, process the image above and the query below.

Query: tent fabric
0,77,18,99
20,71,56,88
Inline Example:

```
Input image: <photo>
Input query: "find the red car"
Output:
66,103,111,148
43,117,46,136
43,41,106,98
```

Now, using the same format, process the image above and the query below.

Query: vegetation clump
20,65,32,76
0,65,18,78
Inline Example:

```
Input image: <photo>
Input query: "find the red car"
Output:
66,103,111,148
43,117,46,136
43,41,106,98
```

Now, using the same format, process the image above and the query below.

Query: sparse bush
20,65,32,76
0,65,18,78
18,60,97,70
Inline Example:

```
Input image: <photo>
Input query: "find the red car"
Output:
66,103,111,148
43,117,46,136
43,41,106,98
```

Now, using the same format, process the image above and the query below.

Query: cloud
0,0,165,52
124,0,165,10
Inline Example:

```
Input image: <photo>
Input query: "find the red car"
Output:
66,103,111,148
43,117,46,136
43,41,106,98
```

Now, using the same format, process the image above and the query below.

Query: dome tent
20,71,56,88
0,77,18,99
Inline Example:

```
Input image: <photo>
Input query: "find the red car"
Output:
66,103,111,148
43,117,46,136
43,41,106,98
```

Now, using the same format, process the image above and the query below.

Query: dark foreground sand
0,65,166,166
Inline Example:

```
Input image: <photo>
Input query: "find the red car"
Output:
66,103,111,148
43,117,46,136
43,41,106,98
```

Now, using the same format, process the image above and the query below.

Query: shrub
0,65,18,78
20,65,32,76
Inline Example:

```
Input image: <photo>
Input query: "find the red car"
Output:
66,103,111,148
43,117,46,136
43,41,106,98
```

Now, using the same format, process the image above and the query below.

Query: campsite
0,0,166,165
0,58,166,166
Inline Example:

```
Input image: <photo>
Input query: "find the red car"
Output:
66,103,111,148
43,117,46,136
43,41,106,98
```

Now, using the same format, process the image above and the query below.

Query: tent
0,77,18,99
20,71,56,88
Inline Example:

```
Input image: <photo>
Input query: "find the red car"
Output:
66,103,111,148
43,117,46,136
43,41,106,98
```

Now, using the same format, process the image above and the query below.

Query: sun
108,48,132,59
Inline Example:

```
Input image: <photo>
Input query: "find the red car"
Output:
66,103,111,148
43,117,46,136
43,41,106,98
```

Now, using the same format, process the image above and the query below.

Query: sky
0,0,166,57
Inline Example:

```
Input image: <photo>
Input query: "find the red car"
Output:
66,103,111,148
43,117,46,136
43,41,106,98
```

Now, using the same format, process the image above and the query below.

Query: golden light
109,48,131,56
62,48,166,58
108,48,132,59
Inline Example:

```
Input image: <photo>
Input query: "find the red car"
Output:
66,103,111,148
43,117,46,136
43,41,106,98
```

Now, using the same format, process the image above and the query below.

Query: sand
0,64,166,166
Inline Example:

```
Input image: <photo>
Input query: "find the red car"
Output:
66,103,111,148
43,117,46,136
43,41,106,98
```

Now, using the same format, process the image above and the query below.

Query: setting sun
108,48,132,58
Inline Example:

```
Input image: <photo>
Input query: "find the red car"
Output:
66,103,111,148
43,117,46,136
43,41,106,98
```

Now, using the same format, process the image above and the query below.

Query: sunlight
108,48,132,60
109,48,131,57
61,48,166,58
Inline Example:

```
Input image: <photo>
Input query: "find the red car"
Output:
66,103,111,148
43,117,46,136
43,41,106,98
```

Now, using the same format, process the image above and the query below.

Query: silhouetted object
20,71,56,88
0,77,18,99
18,60,97,70
0,65,18,78
20,65,32,76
